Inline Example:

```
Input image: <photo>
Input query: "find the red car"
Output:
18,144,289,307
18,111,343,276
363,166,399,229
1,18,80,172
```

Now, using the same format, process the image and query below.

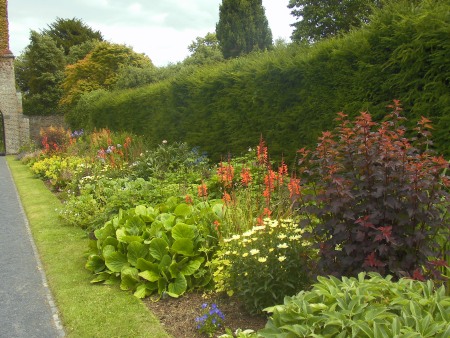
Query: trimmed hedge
72,0,450,162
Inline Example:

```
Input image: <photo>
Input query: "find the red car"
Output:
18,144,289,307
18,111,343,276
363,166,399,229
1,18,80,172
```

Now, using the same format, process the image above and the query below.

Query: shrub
212,218,315,314
259,272,450,337
39,126,71,154
30,155,91,191
295,101,450,279
59,177,180,230
130,141,209,183
85,198,224,299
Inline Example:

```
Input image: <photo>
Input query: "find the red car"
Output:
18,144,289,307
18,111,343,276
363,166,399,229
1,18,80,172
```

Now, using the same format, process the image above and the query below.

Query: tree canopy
216,0,273,58
288,0,382,43
42,17,103,56
183,32,224,66
14,31,66,115
60,41,153,109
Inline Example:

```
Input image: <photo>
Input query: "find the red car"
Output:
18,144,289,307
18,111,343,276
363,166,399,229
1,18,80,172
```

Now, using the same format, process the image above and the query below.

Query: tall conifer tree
216,0,273,59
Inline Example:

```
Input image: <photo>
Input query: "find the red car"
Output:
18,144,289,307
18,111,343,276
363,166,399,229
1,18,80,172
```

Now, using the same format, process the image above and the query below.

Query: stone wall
0,53,28,154
27,115,67,143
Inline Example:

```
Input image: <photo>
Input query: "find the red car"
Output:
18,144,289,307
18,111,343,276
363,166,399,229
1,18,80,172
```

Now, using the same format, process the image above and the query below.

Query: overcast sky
8,0,295,67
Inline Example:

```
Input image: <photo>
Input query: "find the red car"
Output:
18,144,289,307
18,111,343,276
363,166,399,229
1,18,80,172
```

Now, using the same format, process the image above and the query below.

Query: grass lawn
7,156,170,338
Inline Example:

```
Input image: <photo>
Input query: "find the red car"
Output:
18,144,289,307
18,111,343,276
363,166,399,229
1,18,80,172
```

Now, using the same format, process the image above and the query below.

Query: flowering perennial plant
195,302,225,337
213,218,315,313
294,101,450,280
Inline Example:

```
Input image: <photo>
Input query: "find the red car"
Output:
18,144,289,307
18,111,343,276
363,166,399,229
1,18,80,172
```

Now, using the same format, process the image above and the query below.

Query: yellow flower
269,248,274,252
250,249,260,255
278,256,287,262
242,253,249,257
258,257,267,263
278,234,287,240
289,235,301,241
277,243,288,249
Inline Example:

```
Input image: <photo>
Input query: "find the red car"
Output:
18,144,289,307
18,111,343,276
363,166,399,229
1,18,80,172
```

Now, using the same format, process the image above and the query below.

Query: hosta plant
85,197,224,299
212,218,315,314
260,272,450,338
295,101,450,279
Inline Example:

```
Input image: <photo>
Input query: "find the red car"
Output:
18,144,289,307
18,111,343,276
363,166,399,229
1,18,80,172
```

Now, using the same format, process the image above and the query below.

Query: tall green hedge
72,0,450,162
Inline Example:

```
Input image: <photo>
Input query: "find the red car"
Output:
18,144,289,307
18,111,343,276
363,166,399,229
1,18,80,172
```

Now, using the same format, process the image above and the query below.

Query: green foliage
216,0,273,58
183,32,224,66
30,155,89,191
294,102,450,280
288,0,382,43
213,218,314,314
259,272,450,338
14,31,66,115
75,0,450,161
130,141,209,183
60,41,153,110
86,199,223,299
59,177,172,230
41,17,103,56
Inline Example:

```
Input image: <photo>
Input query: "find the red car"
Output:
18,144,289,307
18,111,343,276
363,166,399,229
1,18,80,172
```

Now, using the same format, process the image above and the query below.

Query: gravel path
0,157,64,338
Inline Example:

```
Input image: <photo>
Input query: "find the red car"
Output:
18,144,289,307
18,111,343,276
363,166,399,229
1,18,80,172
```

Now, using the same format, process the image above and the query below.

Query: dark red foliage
296,101,450,280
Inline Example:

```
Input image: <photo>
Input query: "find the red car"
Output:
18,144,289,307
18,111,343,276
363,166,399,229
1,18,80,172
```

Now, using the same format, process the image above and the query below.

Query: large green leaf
174,203,192,218
94,222,115,241
102,244,116,256
149,238,169,260
171,238,194,256
90,271,112,284
120,267,140,291
116,228,142,244
172,223,196,240
125,215,146,228
167,273,187,297
138,263,160,282
180,256,204,276
136,257,155,271
102,236,118,249
127,241,148,266
159,254,172,270
105,251,129,272
85,254,105,273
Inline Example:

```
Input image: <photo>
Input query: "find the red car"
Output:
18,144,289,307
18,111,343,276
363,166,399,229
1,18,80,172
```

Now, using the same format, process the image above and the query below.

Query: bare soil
144,292,268,338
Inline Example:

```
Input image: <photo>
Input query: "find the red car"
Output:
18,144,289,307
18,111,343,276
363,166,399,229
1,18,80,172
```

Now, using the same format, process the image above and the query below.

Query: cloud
8,0,293,66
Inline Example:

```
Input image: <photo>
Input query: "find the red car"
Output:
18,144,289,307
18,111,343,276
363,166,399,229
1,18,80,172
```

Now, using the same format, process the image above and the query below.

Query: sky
8,0,295,67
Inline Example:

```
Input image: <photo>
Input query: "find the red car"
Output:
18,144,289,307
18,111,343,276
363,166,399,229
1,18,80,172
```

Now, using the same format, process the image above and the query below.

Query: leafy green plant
86,198,224,299
295,101,450,279
212,218,315,314
60,176,191,230
30,155,91,191
260,272,450,338
195,302,225,337
130,141,209,183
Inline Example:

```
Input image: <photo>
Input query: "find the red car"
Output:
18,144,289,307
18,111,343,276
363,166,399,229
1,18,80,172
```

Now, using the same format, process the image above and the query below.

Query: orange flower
240,167,252,187
287,177,301,198
185,194,193,205
213,220,220,231
197,183,208,197
222,191,232,204
217,162,234,188
257,136,268,165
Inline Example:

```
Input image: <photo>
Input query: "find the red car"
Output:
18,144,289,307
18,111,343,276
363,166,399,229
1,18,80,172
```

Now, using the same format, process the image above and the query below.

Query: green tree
216,0,273,58
288,0,382,43
42,17,103,56
60,41,153,109
14,31,66,115
183,32,224,66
